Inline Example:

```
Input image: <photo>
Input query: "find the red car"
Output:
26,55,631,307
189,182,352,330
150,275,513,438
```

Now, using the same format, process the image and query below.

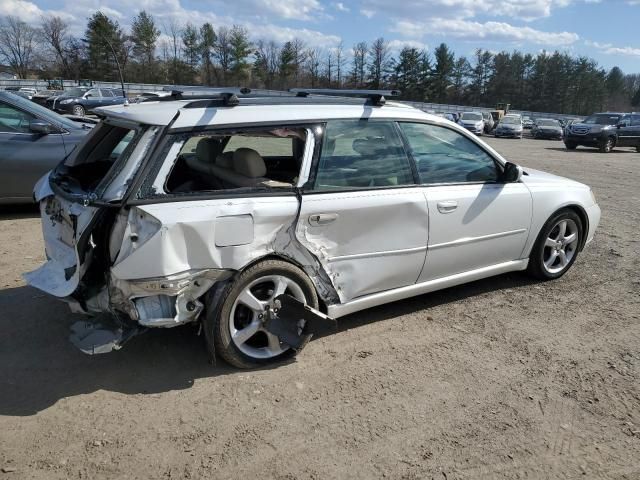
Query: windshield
60,87,87,98
501,117,520,125
461,113,482,121
537,119,559,127
583,114,621,125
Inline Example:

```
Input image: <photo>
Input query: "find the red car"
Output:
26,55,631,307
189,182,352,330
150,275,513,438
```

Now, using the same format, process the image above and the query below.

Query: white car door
297,119,428,303
397,122,532,282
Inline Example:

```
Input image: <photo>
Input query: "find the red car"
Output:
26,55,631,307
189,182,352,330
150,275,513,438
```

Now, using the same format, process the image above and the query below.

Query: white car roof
94,99,439,129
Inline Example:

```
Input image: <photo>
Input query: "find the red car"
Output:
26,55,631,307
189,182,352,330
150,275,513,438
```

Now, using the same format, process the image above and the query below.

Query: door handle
308,213,338,226
437,201,458,213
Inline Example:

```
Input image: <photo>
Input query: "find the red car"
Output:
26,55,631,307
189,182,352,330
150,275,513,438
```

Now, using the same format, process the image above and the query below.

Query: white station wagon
25,88,601,368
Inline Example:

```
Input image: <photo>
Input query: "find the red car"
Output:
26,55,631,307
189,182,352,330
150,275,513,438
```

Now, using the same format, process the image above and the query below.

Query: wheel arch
234,253,331,313
528,204,589,256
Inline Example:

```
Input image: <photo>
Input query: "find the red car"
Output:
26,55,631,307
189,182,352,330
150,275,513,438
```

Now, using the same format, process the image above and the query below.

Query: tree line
1,12,639,115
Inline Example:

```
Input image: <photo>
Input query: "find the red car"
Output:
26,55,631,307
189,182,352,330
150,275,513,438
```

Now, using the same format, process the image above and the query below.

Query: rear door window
313,120,414,190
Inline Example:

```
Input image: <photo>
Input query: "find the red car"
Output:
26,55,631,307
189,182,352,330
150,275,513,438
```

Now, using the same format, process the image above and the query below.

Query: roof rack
289,88,400,106
160,86,253,106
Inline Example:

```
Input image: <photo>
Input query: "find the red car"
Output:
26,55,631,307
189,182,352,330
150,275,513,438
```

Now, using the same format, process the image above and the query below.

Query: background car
134,91,172,103
615,113,640,152
47,87,127,116
494,116,523,138
482,111,495,133
523,116,534,129
564,112,624,153
4,86,37,100
458,111,485,135
532,118,564,140
0,91,91,204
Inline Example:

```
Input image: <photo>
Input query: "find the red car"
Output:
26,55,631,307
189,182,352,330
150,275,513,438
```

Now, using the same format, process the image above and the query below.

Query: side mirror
502,162,523,183
29,119,51,135
617,122,626,129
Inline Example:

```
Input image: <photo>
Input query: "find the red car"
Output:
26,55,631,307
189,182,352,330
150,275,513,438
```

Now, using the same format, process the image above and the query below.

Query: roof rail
160,86,252,106
289,88,400,106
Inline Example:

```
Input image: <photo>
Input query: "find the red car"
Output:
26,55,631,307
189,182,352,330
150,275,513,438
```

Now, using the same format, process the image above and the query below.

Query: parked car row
3,86,128,116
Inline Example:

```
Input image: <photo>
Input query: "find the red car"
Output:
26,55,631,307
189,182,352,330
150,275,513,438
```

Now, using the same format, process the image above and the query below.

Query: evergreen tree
130,11,159,83
432,43,454,103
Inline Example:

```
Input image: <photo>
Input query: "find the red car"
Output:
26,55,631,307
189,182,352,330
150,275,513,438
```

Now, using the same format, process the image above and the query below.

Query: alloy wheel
542,218,579,274
228,275,306,360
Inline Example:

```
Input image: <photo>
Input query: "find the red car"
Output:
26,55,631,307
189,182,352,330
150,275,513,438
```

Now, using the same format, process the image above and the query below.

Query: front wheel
72,104,85,116
564,142,577,150
527,210,583,280
204,259,319,369
599,137,615,153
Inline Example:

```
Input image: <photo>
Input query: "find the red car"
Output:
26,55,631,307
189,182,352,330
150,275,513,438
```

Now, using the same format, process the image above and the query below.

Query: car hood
520,168,587,189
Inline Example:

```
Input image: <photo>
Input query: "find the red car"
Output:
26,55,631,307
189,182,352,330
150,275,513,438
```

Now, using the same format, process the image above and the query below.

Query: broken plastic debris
69,318,143,355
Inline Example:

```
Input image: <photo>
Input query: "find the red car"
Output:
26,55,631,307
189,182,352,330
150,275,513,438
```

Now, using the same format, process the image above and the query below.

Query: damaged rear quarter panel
112,196,305,279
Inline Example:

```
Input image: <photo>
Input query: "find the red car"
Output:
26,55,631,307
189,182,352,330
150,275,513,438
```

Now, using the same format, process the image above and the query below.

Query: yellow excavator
491,102,511,124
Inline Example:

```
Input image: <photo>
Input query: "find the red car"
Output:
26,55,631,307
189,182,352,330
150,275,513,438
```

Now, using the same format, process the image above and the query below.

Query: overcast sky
2,0,639,72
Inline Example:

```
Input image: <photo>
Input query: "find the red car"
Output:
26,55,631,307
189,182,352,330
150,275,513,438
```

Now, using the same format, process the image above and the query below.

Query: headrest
352,137,387,157
233,148,266,178
196,137,222,162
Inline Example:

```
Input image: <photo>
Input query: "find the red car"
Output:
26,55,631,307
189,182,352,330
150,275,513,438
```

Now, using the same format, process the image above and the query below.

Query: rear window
53,122,142,194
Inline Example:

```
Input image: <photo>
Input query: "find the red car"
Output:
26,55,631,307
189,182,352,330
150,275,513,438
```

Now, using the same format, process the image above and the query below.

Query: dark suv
564,112,625,153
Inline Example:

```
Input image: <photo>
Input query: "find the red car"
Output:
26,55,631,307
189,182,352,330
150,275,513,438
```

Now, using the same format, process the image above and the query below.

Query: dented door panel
296,188,428,302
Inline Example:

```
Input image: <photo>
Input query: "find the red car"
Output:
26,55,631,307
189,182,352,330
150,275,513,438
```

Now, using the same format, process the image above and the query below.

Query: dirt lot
1,137,639,479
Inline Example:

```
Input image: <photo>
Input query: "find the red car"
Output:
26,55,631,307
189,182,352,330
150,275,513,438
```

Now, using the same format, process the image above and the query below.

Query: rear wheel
564,142,577,150
72,104,85,116
204,259,319,369
527,210,582,280
599,137,615,153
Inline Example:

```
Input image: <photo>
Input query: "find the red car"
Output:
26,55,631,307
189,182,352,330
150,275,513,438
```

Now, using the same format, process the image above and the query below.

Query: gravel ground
1,137,639,479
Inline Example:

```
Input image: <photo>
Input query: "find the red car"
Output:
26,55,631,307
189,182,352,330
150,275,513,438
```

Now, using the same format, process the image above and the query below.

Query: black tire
599,136,615,153
636,146,640,153
527,209,583,281
564,142,577,150
72,104,85,116
204,259,319,369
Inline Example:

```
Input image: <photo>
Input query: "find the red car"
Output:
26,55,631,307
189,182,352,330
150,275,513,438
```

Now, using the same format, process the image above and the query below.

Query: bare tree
324,49,334,87
335,41,345,87
291,38,307,87
351,41,367,87
40,15,71,77
368,37,390,89
254,39,280,88
306,47,321,87
0,16,38,78
214,26,232,85
164,18,182,84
